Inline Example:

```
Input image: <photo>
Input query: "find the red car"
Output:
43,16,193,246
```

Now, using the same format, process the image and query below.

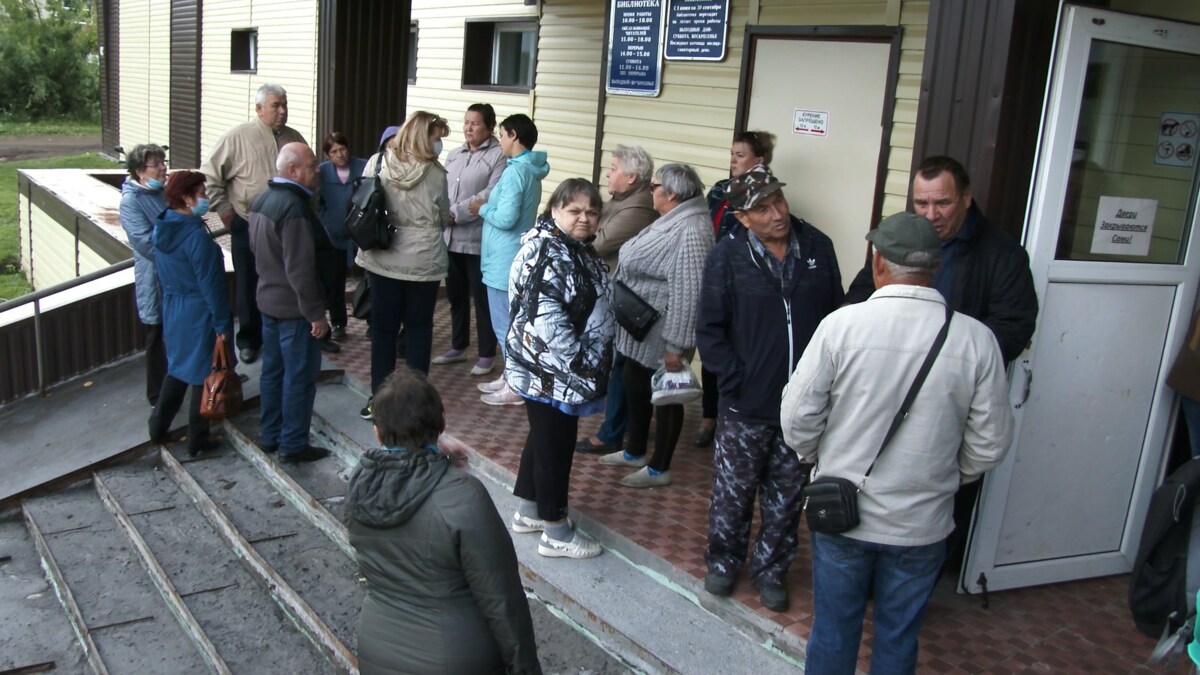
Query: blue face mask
146,178,164,190
432,140,443,157
192,197,211,217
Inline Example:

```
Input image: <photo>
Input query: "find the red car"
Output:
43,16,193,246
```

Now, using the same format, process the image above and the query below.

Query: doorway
964,5,1200,593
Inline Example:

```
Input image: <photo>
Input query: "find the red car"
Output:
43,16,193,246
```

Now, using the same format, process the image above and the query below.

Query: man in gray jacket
249,143,331,464
780,212,1014,674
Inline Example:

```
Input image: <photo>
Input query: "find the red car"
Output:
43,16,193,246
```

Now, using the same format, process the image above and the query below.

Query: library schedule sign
607,0,665,96
664,0,729,61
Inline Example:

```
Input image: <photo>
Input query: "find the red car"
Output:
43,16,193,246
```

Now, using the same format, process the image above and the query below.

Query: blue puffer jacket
154,209,235,385
119,178,167,324
479,150,550,290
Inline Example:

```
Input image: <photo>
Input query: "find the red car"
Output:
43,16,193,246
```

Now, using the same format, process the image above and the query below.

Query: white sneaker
512,511,572,534
620,466,672,488
538,531,602,559
478,375,507,394
598,450,649,468
482,386,523,406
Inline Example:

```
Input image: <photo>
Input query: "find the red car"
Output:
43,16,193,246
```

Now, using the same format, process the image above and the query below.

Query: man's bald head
276,142,318,190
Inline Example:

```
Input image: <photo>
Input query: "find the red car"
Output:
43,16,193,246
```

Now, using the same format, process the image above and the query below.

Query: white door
744,37,892,287
963,5,1200,593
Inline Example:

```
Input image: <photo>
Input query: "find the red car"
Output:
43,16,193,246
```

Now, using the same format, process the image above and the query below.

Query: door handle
1014,360,1033,409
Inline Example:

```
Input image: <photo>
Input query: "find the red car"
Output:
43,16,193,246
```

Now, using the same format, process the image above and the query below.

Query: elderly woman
356,111,451,420
695,130,777,447
599,163,714,488
317,131,367,343
432,103,507,376
576,144,658,456
506,178,613,559
119,143,170,406
345,367,542,674
148,171,234,457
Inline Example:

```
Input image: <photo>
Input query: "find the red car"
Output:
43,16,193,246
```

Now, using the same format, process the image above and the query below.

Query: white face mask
432,140,443,157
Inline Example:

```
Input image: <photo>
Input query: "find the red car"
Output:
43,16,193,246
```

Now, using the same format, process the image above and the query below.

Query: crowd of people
119,81,1039,674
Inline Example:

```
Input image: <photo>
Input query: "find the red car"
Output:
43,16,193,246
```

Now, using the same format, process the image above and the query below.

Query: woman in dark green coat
345,367,541,674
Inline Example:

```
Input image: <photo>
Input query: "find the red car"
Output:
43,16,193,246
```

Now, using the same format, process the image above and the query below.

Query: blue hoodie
119,178,167,324
153,209,235,385
479,150,550,290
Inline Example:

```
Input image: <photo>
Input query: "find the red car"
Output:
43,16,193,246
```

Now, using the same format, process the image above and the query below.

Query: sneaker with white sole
471,357,496,376
620,466,672,488
538,531,602,559
432,349,468,365
478,376,507,394
598,450,649,468
511,512,572,534
482,386,524,406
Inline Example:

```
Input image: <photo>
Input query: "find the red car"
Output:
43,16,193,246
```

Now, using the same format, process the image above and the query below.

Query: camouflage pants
705,417,808,587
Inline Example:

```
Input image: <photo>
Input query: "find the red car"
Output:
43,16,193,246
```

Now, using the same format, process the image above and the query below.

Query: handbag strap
863,302,953,479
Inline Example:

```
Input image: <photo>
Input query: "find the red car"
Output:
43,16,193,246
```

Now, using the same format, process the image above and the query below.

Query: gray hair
256,83,287,106
655,163,704,202
882,257,937,280
612,144,654,184
275,143,310,173
126,143,166,179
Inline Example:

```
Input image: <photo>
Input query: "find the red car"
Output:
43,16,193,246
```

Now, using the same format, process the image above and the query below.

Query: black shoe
279,445,330,464
694,424,716,447
319,338,341,354
759,583,789,612
575,437,619,454
239,347,260,364
261,443,279,454
188,438,220,458
360,398,373,420
331,325,347,341
704,573,735,597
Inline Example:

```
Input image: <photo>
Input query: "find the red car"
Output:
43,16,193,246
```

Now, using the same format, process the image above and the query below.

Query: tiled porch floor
324,296,1180,674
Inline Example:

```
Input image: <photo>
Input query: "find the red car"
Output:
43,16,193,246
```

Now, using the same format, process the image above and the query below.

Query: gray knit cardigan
613,195,714,368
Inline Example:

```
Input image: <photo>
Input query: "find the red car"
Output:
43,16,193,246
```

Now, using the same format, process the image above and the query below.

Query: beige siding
28,203,77,289
407,1,539,149
118,0,171,153
199,0,319,161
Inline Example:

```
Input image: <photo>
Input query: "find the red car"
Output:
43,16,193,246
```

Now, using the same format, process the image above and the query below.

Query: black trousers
148,375,209,452
701,364,719,420
514,398,579,522
369,272,439,391
624,358,685,472
229,214,262,350
319,249,349,328
144,322,167,406
446,251,496,358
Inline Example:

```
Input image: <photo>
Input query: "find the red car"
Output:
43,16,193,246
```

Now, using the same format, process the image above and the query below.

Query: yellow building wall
26,202,78,290
199,0,319,161
118,0,171,153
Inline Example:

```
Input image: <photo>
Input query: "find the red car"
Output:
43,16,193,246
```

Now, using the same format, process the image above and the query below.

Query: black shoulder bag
802,304,953,535
346,152,393,251
611,279,660,341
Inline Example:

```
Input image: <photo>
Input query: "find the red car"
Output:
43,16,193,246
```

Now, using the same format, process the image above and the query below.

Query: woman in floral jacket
504,178,614,560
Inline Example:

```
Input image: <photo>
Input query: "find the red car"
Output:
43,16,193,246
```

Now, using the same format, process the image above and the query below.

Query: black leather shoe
279,445,331,464
239,347,260,364
187,438,220,458
319,339,341,353
694,424,716,447
759,583,789,612
330,325,347,341
260,443,278,454
704,573,735,597
575,437,619,454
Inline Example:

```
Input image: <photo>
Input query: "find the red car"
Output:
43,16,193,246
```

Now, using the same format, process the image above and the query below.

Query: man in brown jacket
577,144,658,454
201,83,306,364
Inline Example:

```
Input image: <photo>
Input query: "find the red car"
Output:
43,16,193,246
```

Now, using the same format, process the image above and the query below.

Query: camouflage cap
866,212,943,268
727,165,787,211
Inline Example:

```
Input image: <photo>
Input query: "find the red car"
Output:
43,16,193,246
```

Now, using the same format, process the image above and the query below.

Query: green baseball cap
866,212,942,268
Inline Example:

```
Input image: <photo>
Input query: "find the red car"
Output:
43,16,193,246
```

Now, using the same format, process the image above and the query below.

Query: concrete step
310,379,799,674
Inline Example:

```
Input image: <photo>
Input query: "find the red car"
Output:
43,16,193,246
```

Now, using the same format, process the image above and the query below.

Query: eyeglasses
145,161,166,169
650,182,661,191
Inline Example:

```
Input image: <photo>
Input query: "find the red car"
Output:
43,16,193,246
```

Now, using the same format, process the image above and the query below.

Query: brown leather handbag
200,333,242,419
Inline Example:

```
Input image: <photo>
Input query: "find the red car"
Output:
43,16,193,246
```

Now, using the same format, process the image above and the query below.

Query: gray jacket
119,179,166,324
445,137,506,255
613,196,714,368
248,180,330,322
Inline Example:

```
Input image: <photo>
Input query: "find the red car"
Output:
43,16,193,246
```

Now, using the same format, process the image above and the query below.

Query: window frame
461,19,538,94
230,28,258,74
408,22,418,84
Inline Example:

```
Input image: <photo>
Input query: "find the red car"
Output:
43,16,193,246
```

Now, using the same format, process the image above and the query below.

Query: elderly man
781,212,1014,674
695,166,843,612
576,144,658,455
248,143,331,464
201,83,307,364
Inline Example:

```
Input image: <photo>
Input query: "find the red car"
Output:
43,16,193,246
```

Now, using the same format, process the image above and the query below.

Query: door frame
963,3,1200,594
735,25,901,239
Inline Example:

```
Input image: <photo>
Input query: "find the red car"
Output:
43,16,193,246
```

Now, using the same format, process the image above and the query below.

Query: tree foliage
0,0,99,121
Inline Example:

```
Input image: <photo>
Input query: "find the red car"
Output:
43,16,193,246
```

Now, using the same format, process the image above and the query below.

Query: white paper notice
793,109,828,137
1090,196,1157,256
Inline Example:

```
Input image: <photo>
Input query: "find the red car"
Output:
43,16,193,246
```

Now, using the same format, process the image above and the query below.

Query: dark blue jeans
806,533,946,675
596,351,627,446
260,314,321,455
369,273,439,390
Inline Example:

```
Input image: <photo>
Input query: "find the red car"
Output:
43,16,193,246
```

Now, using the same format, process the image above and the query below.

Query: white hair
256,83,287,106
612,144,654,184
276,143,309,173
882,257,937,280
654,163,705,202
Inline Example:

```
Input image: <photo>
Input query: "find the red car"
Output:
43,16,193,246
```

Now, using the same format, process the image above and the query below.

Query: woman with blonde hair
356,110,451,419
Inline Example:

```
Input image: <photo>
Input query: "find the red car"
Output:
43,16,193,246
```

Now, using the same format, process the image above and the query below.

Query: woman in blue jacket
317,132,367,342
148,170,235,456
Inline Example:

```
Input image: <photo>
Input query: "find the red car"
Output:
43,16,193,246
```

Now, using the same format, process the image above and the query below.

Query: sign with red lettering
793,109,829,137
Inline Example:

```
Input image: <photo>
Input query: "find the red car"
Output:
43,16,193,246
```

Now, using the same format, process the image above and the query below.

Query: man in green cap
780,211,1014,674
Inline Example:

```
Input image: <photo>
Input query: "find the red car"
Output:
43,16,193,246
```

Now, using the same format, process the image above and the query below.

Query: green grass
0,152,117,301
0,118,101,137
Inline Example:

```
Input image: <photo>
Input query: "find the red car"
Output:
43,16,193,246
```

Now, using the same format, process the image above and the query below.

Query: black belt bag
611,279,659,342
802,305,953,535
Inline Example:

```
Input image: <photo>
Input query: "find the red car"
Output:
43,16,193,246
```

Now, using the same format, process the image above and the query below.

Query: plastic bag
650,358,702,406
